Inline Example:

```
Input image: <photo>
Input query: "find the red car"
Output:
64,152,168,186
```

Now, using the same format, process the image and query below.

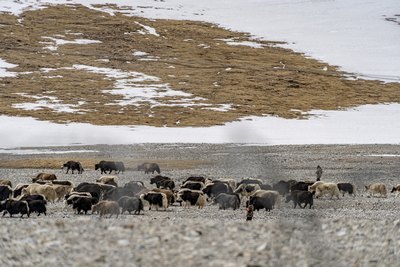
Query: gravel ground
0,144,399,267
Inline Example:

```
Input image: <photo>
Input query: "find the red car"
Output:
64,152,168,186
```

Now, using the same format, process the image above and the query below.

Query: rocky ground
0,143,399,266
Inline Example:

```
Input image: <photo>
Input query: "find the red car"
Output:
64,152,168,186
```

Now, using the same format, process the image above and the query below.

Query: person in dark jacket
246,205,254,221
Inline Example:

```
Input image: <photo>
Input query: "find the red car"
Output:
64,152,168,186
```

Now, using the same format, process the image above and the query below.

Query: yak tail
227,184,233,193
351,184,356,196
22,200,30,217
161,193,168,210
275,194,281,209
139,199,144,213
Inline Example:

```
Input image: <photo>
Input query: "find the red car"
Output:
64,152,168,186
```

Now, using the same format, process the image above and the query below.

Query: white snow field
0,104,399,148
0,0,399,148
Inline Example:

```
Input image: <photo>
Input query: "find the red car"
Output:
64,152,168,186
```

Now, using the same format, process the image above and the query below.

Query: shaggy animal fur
181,181,204,191
92,200,120,218
337,183,355,197
285,190,313,209
309,182,340,199
32,173,57,183
51,184,73,201
151,188,175,205
176,189,206,209
22,184,57,202
96,176,119,187
0,199,30,218
118,196,143,215
0,179,12,187
391,184,400,197
140,192,168,211
137,163,161,174
27,200,47,216
365,183,387,198
214,193,240,210
250,190,281,209
196,194,207,209
234,183,261,198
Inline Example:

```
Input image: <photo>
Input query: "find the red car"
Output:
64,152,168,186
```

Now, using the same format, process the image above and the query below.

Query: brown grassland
0,157,207,170
0,4,399,127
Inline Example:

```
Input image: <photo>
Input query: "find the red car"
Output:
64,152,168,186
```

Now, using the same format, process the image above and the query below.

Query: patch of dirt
0,4,399,126
0,157,206,170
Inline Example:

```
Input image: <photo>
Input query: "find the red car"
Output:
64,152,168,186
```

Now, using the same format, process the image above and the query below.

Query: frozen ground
0,103,399,149
0,143,399,266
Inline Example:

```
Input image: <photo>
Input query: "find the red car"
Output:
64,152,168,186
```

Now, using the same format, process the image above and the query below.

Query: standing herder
246,205,254,221
316,165,323,181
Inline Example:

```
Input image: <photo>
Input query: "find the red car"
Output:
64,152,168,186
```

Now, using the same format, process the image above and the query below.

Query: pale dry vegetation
0,157,207,170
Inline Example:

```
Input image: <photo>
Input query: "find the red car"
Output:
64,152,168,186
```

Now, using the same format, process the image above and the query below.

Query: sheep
365,183,387,198
22,184,57,203
309,182,340,199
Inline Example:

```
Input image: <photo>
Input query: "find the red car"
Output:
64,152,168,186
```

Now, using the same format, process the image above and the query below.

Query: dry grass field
0,4,399,127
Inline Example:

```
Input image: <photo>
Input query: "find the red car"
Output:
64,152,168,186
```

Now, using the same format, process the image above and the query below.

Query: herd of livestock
0,161,398,218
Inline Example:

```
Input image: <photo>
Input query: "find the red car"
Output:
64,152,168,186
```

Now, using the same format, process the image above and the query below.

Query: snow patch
0,149,98,155
0,58,17,77
70,64,225,110
12,93,86,113
0,104,399,148
219,38,264,48
134,21,159,36
40,36,102,51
